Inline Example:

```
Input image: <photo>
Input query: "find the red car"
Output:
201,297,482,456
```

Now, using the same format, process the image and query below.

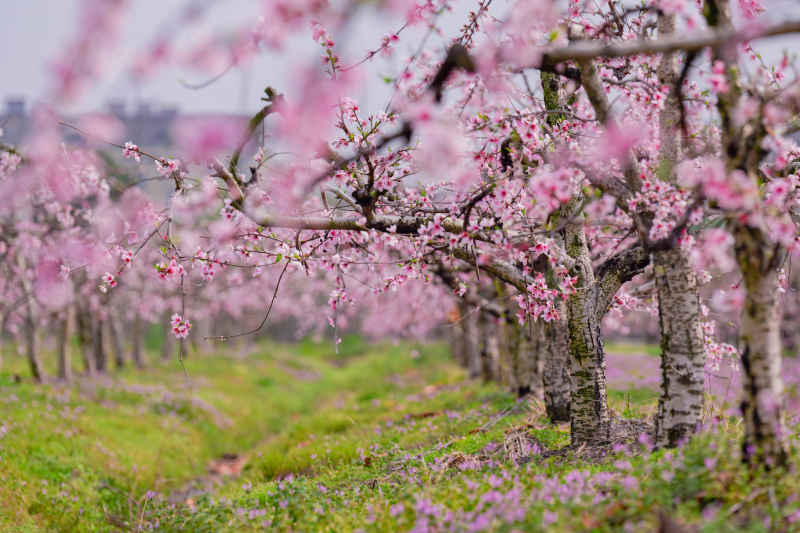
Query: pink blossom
709,61,730,94
170,313,192,339
122,142,141,162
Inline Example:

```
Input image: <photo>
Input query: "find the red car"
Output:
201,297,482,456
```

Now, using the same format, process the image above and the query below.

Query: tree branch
529,19,800,66
594,245,650,318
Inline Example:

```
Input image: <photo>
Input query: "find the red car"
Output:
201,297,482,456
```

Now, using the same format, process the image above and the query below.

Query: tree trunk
542,309,572,423
564,222,610,446
107,315,125,369
76,308,96,375
131,316,146,369
498,314,519,392
24,305,44,383
650,10,706,449
653,247,706,448
516,323,544,400
56,312,72,382
18,260,44,383
93,317,107,373
734,225,787,468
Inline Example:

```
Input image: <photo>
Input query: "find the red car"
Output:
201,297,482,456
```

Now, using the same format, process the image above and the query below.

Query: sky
1,0,799,116
0,0,458,115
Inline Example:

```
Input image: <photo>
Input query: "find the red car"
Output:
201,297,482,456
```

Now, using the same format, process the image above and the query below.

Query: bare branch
528,19,800,66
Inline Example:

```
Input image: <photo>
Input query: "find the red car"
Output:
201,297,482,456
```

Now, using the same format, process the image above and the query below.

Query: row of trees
2,0,799,470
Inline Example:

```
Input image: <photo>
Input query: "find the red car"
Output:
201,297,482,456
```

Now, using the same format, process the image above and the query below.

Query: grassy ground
1,337,799,532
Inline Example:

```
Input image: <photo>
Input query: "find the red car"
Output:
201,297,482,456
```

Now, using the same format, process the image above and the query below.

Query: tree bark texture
653,247,706,448
734,224,787,468
651,11,707,448
564,221,610,446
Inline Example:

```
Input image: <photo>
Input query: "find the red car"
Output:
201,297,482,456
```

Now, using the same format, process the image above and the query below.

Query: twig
205,260,290,341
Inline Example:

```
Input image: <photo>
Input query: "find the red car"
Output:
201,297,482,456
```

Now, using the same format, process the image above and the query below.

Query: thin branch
205,260,290,341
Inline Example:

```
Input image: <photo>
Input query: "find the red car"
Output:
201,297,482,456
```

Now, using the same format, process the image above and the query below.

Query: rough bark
734,225,787,468
653,247,706,447
56,312,72,382
564,221,611,446
131,316,146,369
542,308,572,422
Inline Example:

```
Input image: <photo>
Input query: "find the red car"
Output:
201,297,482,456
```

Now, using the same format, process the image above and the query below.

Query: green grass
605,341,661,357
1,339,799,532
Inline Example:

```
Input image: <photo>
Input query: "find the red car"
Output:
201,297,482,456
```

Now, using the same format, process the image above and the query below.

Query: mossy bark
564,221,610,446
